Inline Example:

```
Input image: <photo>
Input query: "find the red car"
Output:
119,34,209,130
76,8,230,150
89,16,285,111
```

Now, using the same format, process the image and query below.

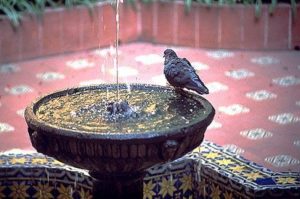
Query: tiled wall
0,1,299,64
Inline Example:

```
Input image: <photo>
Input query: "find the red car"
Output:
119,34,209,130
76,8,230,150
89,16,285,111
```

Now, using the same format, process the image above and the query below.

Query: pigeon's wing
182,58,192,67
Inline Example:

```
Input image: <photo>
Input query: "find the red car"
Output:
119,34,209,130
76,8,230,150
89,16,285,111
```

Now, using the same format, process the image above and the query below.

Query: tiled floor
0,42,300,173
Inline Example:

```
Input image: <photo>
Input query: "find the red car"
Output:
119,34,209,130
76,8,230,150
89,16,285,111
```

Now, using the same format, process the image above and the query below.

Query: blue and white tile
0,123,14,134
36,72,65,82
206,82,228,93
218,104,250,116
66,59,95,70
0,64,20,74
206,50,234,59
225,69,255,80
5,85,33,95
251,56,279,65
268,113,300,125
246,90,277,101
272,76,300,87
240,128,273,140
265,155,300,167
135,54,164,65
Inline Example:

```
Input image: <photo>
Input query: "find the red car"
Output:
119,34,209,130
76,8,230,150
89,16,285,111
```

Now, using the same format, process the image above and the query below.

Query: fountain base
90,171,144,198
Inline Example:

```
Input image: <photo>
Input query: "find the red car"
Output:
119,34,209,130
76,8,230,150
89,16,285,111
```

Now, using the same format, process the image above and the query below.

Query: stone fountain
25,83,215,198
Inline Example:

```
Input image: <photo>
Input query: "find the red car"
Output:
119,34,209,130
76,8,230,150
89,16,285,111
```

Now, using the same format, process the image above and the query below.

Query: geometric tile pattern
268,113,300,125
36,72,65,82
191,62,209,70
225,69,255,80
251,56,279,65
1,141,299,199
4,85,33,95
0,42,300,174
240,128,273,140
135,54,164,65
206,50,234,59
265,155,300,167
246,90,277,101
66,59,95,69
272,76,300,87
218,104,250,116
0,123,14,133
0,64,20,74
206,82,228,93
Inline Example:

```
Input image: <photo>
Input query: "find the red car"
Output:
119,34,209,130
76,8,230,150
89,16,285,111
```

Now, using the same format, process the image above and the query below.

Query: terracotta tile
99,4,116,47
267,4,290,49
80,6,101,50
155,2,175,45
176,3,196,47
219,5,243,49
140,2,154,42
41,9,63,56
62,7,81,52
292,5,300,49
19,15,41,60
119,3,138,43
0,19,22,63
243,5,266,50
197,5,219,48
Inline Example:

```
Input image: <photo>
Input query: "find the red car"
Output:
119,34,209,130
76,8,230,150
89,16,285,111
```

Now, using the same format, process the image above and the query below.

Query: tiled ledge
0,1,300,64
1,141,299,198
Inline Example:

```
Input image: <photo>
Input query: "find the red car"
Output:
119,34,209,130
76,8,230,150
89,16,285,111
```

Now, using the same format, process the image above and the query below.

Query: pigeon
163,49,209,95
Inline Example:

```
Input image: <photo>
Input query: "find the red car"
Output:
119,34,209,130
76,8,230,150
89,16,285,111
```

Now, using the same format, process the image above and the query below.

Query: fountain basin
25,84,215,198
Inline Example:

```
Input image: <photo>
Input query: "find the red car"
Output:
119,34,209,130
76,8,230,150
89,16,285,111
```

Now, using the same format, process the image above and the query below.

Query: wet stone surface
35,87,205,133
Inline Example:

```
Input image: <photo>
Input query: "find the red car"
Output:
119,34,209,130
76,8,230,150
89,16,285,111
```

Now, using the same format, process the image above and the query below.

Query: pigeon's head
163,49,178,62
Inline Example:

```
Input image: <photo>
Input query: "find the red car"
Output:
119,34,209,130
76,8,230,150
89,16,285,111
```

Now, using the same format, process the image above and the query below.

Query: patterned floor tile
251,56,279,65
245,90,277,101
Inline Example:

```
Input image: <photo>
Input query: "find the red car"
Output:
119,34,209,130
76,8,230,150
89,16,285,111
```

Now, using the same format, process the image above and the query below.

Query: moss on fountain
35,84,206,134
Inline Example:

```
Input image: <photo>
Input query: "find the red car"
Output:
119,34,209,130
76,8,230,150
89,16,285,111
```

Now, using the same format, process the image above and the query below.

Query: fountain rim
25,83,215,140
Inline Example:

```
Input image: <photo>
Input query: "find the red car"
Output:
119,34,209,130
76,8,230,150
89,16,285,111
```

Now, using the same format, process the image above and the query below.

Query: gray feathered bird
163,49,209,95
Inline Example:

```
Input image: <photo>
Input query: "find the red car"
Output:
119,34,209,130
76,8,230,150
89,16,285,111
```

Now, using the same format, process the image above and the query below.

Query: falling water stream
115,0,120,100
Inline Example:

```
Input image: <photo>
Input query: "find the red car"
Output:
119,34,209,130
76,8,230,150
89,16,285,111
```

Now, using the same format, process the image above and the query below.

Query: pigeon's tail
186,80,209,95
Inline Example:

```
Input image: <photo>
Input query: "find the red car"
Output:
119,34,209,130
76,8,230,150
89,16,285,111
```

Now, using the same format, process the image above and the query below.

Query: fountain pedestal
91,172,144,198
25,84,215,198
